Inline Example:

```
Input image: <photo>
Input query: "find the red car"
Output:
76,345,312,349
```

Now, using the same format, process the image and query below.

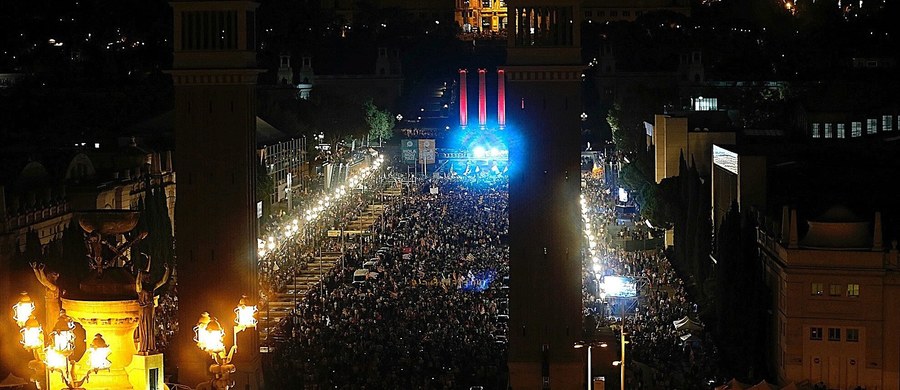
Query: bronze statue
135,255,170,355
30,262,61,325
86,230,148,274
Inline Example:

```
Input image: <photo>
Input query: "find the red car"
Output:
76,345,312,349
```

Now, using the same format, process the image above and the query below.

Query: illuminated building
456,0,508,32
758,207,900,389
651,111,736,184
709,131,900,388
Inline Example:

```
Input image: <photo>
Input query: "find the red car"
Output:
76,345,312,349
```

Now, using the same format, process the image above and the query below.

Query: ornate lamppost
194,296,258,390
12,292,111,389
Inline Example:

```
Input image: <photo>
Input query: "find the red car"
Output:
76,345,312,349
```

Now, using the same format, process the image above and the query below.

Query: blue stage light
472,146,487,159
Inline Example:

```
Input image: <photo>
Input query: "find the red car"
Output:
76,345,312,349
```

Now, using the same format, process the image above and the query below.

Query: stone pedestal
126,353,167,390
59,298,140,390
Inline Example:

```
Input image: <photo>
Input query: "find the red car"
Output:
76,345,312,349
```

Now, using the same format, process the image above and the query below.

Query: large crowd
581,169,720,389
260,155,720,389
268,174,510,389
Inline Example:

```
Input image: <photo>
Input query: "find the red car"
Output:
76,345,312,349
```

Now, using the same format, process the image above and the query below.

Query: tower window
810,327,823,340
811,283,823,295
867,118,878,134
182,11,239,50
829,284,842,296
828,328,841,341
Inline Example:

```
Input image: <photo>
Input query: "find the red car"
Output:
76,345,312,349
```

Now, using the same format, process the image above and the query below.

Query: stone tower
504,1,584,389
168,1,261,388
277,53,293,85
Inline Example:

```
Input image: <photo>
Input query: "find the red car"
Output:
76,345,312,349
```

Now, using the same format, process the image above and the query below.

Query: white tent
672,316,704,332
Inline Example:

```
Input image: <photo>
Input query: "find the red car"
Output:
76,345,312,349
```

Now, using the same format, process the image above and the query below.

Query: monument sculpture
136,255,171,355
25,210,168,389
30,262,61,326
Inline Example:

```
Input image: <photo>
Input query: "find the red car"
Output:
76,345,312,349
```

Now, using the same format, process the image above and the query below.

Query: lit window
812,123,821,138
824,123,833,138
852,122,862,137
847,328,859,342
837,123,846,138
810,327,823,340
883,115,893,131
867,118,877,134
847,284,859,297
811,283,824,296
829,284,842,296
828,328,841,341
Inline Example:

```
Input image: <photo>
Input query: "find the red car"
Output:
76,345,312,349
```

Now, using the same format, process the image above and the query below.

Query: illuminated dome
799,206,871,250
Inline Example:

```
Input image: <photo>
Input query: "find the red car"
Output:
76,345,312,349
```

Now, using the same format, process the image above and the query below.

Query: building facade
456,0,508,32
758,207,900,389
652,112,736,184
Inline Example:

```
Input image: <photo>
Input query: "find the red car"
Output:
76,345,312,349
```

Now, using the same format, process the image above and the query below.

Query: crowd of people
257,170,387,307
260,156,721,388
268,174,510,389
581,169,721,389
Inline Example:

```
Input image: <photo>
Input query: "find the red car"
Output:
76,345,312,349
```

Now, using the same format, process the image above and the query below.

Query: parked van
353,269,368,283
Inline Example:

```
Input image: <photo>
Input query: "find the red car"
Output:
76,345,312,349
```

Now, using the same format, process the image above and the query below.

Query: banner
418,139,436,164
401,139,418,164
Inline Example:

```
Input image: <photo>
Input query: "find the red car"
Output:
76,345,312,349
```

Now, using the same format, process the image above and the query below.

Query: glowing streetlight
234,296,258,331
13,292,35,327
49,314,75,356
21,316,43,349
12,306,111,389
200,318,226,354
196,296,258,390
88,334,111,371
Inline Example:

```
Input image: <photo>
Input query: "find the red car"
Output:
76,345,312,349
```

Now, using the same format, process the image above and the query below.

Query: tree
58,219,90,290
364,99,395,147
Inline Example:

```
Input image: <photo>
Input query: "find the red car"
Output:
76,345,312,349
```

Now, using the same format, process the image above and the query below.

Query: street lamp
575,340,608,390
195,297,257,390
13,292,34,327
11,294,111,390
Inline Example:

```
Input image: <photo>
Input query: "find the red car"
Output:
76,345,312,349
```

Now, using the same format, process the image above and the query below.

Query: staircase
260,199,393,342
